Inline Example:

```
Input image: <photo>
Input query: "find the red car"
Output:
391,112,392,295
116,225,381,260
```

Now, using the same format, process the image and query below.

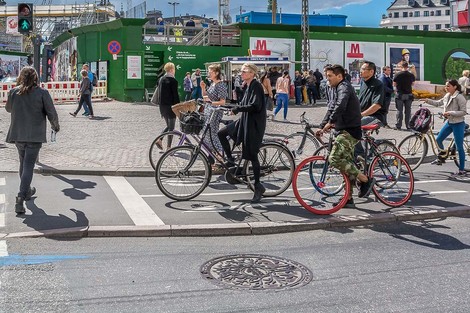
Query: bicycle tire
244,142,295,197
369,151,414,207
375,139,399,154
398,133,428,171
292,156,350,215
149,131,191,170
284,132,321,164
155,146,211,201
452,132,470,171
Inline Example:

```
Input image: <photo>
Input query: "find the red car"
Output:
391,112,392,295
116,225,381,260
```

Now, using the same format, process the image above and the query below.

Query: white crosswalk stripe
104,176,165,226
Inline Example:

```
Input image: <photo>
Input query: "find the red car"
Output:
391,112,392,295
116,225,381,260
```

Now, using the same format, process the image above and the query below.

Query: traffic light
42,45,54,82
17,3,33,34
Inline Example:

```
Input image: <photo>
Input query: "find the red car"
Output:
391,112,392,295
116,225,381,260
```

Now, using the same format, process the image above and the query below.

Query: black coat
159,75,180,119
232,79,266,161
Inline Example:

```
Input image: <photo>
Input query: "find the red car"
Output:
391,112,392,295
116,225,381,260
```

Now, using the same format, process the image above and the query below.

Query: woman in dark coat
155,62,180,150
218,63,267,203
5,66,60,214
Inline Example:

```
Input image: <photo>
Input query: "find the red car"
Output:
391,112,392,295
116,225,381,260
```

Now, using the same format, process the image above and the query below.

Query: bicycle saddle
361,124,380,131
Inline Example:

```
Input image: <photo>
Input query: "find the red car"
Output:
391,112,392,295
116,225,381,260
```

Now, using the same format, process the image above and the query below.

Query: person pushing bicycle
315,64,375,206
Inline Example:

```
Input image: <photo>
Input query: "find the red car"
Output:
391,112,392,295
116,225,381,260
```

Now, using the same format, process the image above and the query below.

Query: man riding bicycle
316,64,375,206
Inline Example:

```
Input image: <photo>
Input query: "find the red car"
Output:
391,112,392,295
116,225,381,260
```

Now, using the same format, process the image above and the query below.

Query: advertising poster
98,61,108,81
0,54,22,79
249,37,295,77
310,40,344,71
127,55,142,79
344,41,385,85
52,37,77,81
6,16,19,35
386,43,424,80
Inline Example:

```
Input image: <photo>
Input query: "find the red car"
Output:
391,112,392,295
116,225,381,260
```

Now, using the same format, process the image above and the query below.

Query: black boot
251,183,266,203
25,187,36,201
15,196,25,214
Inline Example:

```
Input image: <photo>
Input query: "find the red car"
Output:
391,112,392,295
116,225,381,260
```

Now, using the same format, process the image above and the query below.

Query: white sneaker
283,118,289,123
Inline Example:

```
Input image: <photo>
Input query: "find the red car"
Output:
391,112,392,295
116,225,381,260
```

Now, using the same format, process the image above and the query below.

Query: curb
4,206,470,239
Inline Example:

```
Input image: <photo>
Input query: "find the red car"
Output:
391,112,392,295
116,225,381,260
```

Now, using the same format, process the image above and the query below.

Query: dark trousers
295,86,302,105
15,142,42,199
395,94,413,129
383,96,391,126
307,86,317,104
75,94,93,116
315,83,321,99
218,123,261,184
184,91,192,101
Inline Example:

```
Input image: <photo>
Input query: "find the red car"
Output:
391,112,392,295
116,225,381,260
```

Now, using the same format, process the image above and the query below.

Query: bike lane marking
104,176,165,226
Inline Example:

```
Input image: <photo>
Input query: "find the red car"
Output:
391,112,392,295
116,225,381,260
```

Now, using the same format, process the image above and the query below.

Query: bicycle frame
416,113,457,159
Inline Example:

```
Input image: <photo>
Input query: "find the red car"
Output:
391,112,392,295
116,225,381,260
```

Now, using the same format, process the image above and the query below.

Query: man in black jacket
378,66,393,128
317,64,375,203
393,62,415,130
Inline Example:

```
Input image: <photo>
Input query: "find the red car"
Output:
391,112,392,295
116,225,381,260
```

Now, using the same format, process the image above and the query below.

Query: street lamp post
168,1,179,25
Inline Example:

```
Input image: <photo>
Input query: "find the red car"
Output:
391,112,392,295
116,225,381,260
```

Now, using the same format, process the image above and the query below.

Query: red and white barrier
0,80,107,104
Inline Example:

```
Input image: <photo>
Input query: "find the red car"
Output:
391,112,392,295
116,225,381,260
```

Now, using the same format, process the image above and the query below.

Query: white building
380,0,451,31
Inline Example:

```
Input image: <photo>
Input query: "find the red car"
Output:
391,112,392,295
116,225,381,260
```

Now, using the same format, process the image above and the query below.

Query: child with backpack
424,79,467,176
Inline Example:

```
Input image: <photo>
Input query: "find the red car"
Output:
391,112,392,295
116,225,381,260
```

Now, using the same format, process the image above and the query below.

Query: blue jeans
436,121,466,171
15,142,42,198
274,93,289,119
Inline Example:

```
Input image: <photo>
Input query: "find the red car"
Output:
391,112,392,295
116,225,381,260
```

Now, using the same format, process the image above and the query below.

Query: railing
0,81,107,104
142,24,241,46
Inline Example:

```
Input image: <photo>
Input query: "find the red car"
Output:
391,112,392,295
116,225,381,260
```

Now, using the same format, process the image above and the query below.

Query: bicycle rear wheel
155,146,211,201
244,142,295,197
292,156,350,215
452,132,470,171
284,132,321,164
149,131,191,170
398,134,427,172
370,151,414,207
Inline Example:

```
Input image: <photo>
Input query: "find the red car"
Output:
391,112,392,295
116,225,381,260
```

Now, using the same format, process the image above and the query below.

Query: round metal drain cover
200,254,312,290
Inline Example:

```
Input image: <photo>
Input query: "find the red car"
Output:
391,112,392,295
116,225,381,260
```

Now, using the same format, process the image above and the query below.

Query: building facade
380,0,451,31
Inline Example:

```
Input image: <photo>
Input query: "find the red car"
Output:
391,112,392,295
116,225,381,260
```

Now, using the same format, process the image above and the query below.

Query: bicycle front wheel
452,132,470,171
398,134,427,171
149,131,191,170
370,151,414,207
284,132,321,163
155,146,211,201
245,142,295,197
292,156,350,215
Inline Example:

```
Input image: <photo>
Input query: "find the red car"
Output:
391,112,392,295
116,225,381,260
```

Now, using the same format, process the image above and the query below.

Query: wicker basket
179,111,204,135
171,99,197,119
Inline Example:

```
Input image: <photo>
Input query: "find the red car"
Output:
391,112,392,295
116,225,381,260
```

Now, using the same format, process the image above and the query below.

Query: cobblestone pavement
0,99,447,174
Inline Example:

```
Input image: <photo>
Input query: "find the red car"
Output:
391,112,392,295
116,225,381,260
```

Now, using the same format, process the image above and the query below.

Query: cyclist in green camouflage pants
316,64,376,206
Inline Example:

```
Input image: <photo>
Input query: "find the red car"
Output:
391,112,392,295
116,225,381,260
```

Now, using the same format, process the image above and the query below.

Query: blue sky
151,0,390,28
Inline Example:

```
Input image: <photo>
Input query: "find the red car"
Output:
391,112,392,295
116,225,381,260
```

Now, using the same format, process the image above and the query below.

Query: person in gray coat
5,66,60,214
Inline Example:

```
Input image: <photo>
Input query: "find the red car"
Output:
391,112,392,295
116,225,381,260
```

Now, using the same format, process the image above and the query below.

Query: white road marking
0,178,5,186
429,190,467,195
0,194,5,228
0,241,8,257
104,176,165,226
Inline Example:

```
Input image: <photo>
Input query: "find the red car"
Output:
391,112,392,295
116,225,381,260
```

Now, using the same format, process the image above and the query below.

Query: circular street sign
107,40,121,55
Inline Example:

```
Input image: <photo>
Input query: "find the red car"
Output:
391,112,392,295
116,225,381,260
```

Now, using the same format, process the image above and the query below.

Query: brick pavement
0,99,446,175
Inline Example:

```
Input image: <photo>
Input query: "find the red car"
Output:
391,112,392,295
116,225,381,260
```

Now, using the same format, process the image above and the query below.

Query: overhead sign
107,40,121,55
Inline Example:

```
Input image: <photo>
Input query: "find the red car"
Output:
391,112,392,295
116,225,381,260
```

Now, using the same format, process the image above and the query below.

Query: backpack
91,72,98,87
409,107,432,133
151,76,163,105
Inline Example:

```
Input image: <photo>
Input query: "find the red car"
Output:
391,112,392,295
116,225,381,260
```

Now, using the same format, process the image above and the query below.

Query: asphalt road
1,160,469,235
1,216,469,313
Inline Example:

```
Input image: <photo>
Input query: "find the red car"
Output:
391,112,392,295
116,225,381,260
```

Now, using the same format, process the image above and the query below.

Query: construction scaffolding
0,2,117,53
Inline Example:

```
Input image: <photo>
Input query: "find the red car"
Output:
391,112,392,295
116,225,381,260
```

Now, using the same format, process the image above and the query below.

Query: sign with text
127,55,142,79
344,41,384,85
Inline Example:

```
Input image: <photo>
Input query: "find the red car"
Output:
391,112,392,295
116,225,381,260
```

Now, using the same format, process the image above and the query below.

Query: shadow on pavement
54,175,97,200
18,200,89,240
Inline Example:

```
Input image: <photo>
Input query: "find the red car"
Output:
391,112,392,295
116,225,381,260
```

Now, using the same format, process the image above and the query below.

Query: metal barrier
0,80,107,104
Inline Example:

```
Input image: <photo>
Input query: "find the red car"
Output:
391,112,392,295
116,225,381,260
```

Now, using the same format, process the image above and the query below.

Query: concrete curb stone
88,225,171,237
171,223,252,236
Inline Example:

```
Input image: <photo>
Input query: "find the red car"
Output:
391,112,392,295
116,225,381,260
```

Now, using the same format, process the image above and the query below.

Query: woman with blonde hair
5,66,60,214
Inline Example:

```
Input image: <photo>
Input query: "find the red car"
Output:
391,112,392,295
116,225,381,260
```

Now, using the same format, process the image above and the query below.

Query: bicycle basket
179,111,205,134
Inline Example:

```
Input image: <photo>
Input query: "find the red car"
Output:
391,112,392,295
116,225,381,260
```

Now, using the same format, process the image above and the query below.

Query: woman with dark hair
200,63,227,156
424,79,467,176
5,66,60,214
260,70,273,118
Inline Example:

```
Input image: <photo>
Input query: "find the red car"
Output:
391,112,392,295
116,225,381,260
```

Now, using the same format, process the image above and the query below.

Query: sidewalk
0,99,444,176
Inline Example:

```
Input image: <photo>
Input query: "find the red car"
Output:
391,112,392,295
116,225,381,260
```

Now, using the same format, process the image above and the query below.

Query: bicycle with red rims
292,123,415,215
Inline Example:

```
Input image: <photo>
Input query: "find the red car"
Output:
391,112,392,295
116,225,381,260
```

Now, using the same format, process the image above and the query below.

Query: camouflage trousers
328,131,361,180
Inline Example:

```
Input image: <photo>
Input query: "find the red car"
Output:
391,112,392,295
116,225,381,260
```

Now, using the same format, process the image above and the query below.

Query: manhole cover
200,254,312,290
